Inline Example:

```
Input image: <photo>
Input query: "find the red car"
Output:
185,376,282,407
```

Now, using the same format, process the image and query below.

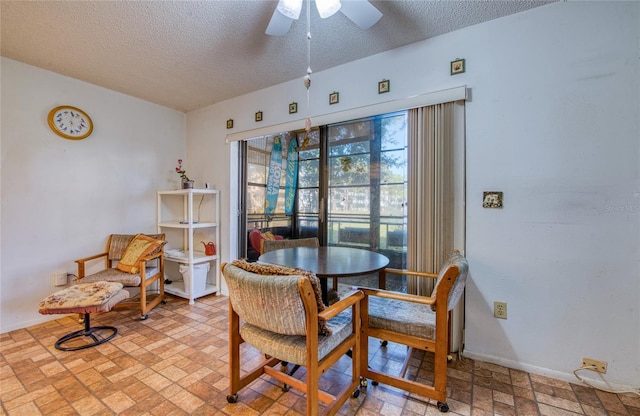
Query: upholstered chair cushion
248,229,284,254
368,296,436,339
39,282,130,315
80,266,160,287
228,260,330,335
108,234,165,260
367,250,469,339
430,250,469,311
116,234,166,274
240,311,353,366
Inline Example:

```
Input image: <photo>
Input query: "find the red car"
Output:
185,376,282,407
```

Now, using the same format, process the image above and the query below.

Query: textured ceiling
1,1,553,112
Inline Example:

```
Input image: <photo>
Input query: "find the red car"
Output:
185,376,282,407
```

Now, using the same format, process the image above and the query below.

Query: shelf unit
157,189,220,304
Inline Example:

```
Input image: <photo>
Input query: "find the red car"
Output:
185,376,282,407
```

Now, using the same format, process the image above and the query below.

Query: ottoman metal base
55,313,118,351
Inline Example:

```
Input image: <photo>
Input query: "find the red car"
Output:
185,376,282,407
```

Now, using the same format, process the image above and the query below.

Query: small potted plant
176,159,194,189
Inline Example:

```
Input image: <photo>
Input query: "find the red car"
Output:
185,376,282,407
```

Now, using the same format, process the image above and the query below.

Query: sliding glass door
239,112,408,274
325,112,408,269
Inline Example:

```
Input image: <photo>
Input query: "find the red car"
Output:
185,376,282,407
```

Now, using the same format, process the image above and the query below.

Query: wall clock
47,105,93,140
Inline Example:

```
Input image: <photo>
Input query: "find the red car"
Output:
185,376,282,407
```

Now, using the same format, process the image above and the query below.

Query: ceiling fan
266,0,383,36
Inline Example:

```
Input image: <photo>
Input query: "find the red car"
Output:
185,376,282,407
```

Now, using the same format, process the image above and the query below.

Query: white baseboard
1,313,72,334
463,350,636,391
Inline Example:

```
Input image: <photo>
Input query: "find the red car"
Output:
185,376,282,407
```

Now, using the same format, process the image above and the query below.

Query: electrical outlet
582,357,607,373
494,301,507,319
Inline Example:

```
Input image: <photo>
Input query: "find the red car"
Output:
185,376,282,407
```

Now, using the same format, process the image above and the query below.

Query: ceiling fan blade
266,8,295,36
340,0,382,29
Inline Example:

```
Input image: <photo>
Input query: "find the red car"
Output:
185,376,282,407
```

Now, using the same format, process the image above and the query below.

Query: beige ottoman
39,281,129,351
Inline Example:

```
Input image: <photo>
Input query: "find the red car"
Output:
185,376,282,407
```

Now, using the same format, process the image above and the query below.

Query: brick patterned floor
1,293,639,415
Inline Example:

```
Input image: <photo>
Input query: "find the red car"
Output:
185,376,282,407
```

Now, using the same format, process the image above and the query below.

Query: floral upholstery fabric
39,282,130,315
226,260,330,336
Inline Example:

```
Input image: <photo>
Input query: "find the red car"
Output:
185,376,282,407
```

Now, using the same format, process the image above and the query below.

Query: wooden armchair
75,233,166,320
223,260,363,416
358,251,469,413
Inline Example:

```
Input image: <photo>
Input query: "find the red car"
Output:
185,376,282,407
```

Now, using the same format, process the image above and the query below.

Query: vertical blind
407,101,462,296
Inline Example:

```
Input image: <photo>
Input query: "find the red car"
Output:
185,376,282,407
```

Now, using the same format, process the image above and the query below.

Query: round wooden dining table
258,246,390,305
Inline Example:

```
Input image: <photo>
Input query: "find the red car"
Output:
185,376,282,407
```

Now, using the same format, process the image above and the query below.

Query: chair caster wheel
282,384,290,392
140,314,148,320
352,389,360,398
437,401,449,412
372,381,379,386
226,394,238,403
359,377,368,388
380,340,388,347
161,300,167,304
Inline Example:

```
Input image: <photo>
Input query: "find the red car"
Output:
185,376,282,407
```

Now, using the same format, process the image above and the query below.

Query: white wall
0,58,186,332
187,2,639,387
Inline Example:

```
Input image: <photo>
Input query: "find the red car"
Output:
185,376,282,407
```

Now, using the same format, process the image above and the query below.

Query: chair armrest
75,252,109,278
75,252,109,264
358,287,435,306
319,290,364,321
141,250,163,262
384,267,438,280
137,250,164,282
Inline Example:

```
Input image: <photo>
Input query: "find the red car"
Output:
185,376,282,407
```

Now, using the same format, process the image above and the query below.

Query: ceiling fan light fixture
277,0,303,20
316,0,341,19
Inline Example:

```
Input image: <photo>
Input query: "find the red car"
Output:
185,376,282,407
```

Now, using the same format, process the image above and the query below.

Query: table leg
378,269,386,290
320,278,329,306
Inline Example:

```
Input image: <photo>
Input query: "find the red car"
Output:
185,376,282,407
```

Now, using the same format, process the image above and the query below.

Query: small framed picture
378,79,390,94
226,119,234,129
329,92,339,105
451,58,465,75
483,191,503,208
255,111,263,122
289,102,298,114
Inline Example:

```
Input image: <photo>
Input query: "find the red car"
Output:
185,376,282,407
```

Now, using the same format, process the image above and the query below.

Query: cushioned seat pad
80,266,159,287
240,311,353,366
39,282,130,315
368,296,436,339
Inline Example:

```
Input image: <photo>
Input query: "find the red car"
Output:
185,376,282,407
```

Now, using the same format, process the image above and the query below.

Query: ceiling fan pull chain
305,0,312,133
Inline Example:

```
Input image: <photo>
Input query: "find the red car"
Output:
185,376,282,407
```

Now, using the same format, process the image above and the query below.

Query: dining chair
261,236,320,253
223,260,363,416
358,250,469,413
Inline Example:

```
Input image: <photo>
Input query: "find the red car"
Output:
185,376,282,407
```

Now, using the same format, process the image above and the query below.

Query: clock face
47,106,93,140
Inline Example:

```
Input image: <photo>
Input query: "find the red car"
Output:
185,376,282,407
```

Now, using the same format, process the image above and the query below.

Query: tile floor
1,293,639,416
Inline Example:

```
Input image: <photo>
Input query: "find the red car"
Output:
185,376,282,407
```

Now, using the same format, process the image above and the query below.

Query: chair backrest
223,263,311,335
430,251,469,311
107,234,165,261
261,237,319,254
